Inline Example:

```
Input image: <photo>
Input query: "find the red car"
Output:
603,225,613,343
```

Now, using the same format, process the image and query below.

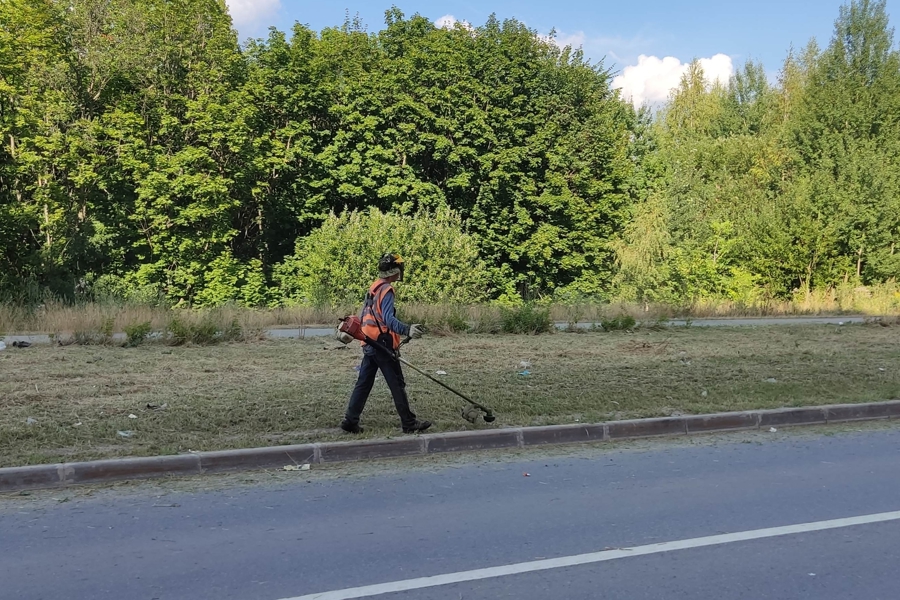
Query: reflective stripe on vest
360,279,400,350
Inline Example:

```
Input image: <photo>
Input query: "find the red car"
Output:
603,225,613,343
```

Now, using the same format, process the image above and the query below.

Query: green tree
624,59,784,302
785,0,900,287
0,0,72,298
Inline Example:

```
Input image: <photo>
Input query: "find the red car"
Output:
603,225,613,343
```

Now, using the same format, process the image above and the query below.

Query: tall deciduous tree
786,0,900,286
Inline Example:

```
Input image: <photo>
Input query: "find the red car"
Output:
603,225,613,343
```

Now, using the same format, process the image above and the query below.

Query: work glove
409,324,424,339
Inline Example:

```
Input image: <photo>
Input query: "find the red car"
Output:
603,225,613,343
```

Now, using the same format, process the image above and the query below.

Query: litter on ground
284,464,311,471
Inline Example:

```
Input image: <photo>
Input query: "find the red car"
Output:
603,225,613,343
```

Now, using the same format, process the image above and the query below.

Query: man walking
341,253,431,434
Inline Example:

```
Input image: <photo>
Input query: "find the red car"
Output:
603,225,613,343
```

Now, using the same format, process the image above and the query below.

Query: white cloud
225,0,281,30
435,14,472,30
434,14,456,28
613,53,734,108
541,30,587,49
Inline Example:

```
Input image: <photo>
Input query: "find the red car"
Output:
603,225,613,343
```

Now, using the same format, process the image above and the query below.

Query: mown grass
1,323,898,467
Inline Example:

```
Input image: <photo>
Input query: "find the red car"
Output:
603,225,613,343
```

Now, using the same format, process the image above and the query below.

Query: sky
223,0,897,107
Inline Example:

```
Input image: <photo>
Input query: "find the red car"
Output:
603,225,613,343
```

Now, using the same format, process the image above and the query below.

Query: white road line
280,510,900,600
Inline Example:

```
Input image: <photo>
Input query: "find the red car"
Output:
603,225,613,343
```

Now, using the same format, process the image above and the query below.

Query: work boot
340,421,364,434
402,420,432,434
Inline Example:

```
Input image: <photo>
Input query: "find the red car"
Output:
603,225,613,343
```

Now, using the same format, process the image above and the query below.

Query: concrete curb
3,400,899,493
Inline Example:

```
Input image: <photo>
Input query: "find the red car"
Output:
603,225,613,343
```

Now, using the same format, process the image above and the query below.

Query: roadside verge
3,400,899,493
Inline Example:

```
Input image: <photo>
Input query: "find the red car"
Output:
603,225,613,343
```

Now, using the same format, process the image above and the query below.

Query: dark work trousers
345,349,417,428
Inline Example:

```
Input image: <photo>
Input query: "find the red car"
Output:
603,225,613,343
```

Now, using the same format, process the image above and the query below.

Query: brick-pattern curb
3,400,899,493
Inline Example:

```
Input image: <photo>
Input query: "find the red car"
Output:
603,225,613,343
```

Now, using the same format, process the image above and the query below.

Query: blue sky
224,0,897,106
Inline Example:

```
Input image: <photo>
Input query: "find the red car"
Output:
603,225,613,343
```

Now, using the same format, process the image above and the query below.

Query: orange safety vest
360,279,401,350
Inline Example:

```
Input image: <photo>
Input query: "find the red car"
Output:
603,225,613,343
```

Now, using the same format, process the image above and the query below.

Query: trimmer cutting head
461,406,480,424
461,405,496,424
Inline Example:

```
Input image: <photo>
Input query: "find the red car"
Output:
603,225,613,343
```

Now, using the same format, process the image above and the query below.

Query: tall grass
0,301,352,341
548,282,900,323
1,283,897,338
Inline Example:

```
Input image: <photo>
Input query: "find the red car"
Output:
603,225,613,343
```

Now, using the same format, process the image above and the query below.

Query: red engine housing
338,315,366,342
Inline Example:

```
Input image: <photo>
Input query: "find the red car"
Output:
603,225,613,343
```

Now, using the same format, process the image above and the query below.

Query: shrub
100,317,115,340
189,319,219,345
166,317,190,345
221,318,243,342
274,208,489,306
441,311,470,334
400,304,472,335
500,304,552,334
124,321,152,347
427,311,470,335
600,314,637,331
69,316,117,345
165,315,242,346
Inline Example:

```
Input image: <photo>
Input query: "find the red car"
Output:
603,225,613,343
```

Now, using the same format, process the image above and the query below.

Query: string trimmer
337,316,496,424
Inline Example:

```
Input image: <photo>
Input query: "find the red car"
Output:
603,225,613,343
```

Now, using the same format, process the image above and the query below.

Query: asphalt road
2,424,899,600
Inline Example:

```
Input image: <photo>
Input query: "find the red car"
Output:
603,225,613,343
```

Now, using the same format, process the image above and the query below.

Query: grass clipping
1,324,899,467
